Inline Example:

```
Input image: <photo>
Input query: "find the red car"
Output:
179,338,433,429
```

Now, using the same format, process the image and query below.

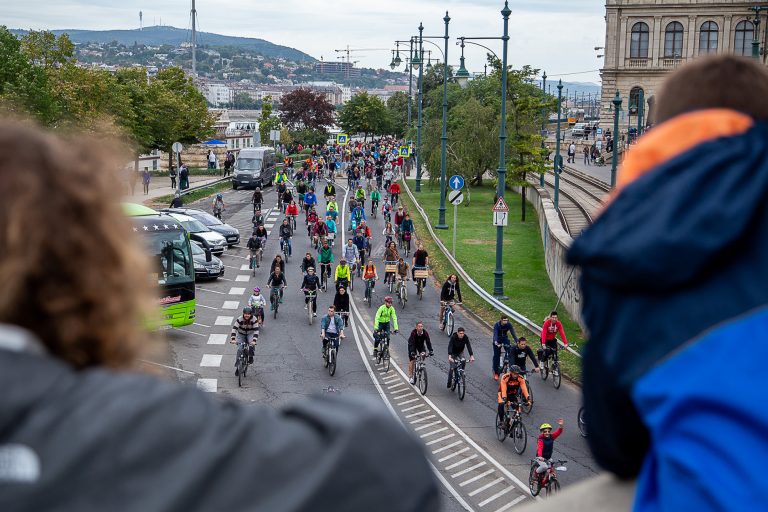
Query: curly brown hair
0,120,154,369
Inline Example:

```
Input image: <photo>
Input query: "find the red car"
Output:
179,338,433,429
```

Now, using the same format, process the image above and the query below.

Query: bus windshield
236,158,262,171
145,230,194,286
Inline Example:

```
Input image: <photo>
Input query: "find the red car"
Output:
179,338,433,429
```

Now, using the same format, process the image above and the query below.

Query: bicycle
234,339,256,388
270,286,282,319
323,335,340,377
540,346,562,389
414,352,428,395
374,330,391,372
517,371,535,414
577,406,587,437
371,203,378,219
287,213,297,230
281,237,290,261
495,400,528,454
413,266,428,300
249,248,262,276
384,261,398,293
364,278,375,307
303,288,317,325
440,301,461,336
529,459,567,497
396,276,408,308
320,263,331,292
213,207,224,221
448,356,467,400
401,231,412,255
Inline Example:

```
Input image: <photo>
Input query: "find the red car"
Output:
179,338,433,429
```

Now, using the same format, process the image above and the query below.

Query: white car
167,212,228,255
571,123,587,137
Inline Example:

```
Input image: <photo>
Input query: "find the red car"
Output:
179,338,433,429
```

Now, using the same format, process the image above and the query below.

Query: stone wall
158,145,234,170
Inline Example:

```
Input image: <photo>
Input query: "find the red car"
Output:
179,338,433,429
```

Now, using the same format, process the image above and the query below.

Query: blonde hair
0,120,153,369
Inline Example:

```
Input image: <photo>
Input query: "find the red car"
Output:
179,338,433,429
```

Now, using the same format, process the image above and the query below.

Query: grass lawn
400,179,584,381
150,181,232,208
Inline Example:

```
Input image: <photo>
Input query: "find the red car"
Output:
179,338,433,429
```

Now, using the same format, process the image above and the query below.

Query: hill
10,26,316,62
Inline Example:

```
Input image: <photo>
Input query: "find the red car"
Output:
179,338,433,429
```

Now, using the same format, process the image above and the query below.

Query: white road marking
397,398,419,406
392,391,414,400
193,322,211,328
215,316,234,326
235,275,250,282
139,359,196,374
468,477,505,498
405,409,431,418
401,404,425,413
438,447,471,463
197,287,225,295
387,382,405,390
413,420,442,432
459,469,495,487
490,494,526,510
431,440,463,454
196,303,217,310
219,278,233,282
446,454,479,471
240,264,250,271
176,328,206,337
409,415,437,425
229,287,246,295
222,301,240,309
452,462,487,478
426,433,455,446
196,379,217,392
208,334,228,345
200,354,223,367
265,223,275,229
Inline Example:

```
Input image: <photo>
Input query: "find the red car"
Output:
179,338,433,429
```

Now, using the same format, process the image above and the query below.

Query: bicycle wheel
273,299,279,319
578,407,587,437
322,345,329,368
495,414,508,442
553,362,561,389
237,359,244,388
546,478,560,496
307,299,313,325
350,273,354,291
512,420,528,454
523,384,533,414
541,361,549,381
418,280,424,300
458,373,466,401
529,464,541,497
328,348,337,376
382,346,390,373
446,314,455,337
418,367,428,395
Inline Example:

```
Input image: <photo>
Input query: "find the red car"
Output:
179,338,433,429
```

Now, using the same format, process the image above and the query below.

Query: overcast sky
5,1,605,83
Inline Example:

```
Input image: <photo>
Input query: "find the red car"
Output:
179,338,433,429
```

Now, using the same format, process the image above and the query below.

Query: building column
723,15,733,54
687,15,697,59
652,16,663,65
618,16,628,68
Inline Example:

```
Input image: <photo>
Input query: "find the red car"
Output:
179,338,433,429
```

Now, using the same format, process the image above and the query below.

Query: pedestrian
142,168,151,195
582,145,590,165
169,165,177,189
223,150,233,176
179,163,189,190
567,141,576,163
170,192,183,208
566,56,768,509
207,149,217,171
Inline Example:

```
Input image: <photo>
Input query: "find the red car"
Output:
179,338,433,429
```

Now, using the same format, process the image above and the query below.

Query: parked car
162,208,240,247
232,147,276,189
167,212,228,255
571,123,587,138
191,241,224,280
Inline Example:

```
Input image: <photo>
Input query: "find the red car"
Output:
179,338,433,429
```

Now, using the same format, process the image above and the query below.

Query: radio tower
139,11,143,30
191,0,197,76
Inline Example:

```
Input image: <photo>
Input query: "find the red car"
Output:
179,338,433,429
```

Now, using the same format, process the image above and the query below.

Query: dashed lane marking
413,420,442,432
459,469,495,487
208,334,228,345
228,287,246,295
410,415,437,424
240,264,250,271
406,409,432,418
438,447,471,463
215,316,234,326
200,354,223,367
491,495,526,511
197,287,226,295
193,322,211,328
197,304,217,310
401,404,425,412
235,275,250,282
420,427,449,439
432,440,463,454
176,328,206,338
446,454,479,470
397,397,419,406
425,434,456,446
468,477,505,498
196,379,217,393
222,301,240,309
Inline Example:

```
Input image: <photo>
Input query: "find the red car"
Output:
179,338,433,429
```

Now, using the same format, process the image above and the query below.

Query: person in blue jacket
567,55,768,510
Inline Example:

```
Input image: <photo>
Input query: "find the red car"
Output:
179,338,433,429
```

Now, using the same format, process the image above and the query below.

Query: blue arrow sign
449,175,464,191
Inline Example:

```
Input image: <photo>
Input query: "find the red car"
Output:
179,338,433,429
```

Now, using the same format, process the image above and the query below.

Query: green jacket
370,190,382,201
374,305,399,331
318,246,334,264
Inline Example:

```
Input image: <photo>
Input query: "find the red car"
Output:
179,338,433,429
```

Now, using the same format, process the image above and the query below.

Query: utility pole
191,0,197,76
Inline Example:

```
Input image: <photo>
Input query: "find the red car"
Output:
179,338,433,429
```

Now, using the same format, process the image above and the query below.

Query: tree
258,95,281,145
230,92,258,110
278,88,334,131
338,92,388,141
20,30,74,68
386,91,410,138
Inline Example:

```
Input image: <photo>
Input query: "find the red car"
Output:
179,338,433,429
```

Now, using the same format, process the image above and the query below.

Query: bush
290,128,328,147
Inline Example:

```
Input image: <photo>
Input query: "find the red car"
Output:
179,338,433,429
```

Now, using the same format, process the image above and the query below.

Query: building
600,0,766,129
203,82,234,107
314,60,362,78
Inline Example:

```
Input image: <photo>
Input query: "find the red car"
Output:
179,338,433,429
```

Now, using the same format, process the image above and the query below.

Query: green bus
125,203,196,328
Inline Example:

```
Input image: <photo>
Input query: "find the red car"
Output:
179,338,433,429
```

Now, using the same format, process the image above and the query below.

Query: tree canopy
338,91,389,141
278,88,334,131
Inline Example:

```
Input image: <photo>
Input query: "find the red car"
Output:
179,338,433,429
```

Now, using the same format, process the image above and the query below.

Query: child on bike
247,288,267,325
533,419,564,487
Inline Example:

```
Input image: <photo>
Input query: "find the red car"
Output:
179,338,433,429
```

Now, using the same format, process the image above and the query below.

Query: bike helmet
243,307,254,315
384,296,393,304
216,193,223,199
509,365,523,374
253,287,260,293
539,423,553,431
307,267,315,272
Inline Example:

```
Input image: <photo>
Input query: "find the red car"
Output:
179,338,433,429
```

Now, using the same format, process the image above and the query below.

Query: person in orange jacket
496,365,531,422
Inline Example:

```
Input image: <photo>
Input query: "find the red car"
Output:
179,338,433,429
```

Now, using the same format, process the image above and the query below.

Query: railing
626,58,649,68
402,179,580,358
661,58,683,68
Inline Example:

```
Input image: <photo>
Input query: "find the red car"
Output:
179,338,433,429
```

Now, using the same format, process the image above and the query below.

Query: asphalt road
161,177,598,512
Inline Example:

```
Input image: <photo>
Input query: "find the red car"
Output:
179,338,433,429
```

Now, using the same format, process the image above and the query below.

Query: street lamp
750,6,767,60
436,11,451,230
394,44,402,67
390,50,397,70
415,23,425,192
553,80,563,209
540,71,547,187
611,90,621,188
455,39,470,88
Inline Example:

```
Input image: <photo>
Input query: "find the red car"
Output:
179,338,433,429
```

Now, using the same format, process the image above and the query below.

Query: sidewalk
124,175,225,203
555,149,612,185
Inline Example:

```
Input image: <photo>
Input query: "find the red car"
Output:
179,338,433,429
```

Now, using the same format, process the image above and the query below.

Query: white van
232,147,276,189
571,123,587,138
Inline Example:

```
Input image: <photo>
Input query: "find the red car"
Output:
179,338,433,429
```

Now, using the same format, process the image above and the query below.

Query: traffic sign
448,189,464,206
336,133,349,145
399,146,410,157
269,129,281,142
493,197,509,212
493,211,508,227
449,175,465,191
596,128,603,136
172,142,183,154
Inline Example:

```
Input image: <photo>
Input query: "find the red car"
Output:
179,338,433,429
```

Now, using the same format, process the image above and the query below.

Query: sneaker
313,313,317,317
248,357,254,364
446,379,452,389
494,373,499,381
304,305,307,310
409,376,416,385
235,368,240,376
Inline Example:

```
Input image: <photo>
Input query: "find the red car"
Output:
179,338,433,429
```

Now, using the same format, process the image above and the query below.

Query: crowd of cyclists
231,136,571,492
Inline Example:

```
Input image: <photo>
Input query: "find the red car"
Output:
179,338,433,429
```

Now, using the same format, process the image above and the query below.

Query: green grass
150,181,232,208
400,179,584,381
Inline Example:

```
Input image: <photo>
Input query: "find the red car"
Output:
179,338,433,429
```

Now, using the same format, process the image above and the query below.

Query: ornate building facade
599,0,766,128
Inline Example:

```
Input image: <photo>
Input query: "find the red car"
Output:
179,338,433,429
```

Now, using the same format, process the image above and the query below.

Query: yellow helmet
539,423,553,431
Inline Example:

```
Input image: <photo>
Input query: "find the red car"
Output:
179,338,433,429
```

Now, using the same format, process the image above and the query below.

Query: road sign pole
453,204,458,257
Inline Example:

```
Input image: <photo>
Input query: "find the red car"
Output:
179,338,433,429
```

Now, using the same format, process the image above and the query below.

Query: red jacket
536,428,563,458
389,183,401,194
286,204,299,216
541,319,567,347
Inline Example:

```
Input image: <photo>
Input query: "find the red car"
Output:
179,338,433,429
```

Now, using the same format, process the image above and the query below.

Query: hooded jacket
567,110,768,510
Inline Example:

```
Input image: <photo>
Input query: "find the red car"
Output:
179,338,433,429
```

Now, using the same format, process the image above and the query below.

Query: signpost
399,146,410,158
493,196,509,227
172,142,183,193
449,174,465,191
336,133,349,145
270,129,280,150
448,188,464,257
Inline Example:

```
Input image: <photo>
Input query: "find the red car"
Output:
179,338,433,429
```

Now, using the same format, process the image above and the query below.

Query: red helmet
384,296,393,304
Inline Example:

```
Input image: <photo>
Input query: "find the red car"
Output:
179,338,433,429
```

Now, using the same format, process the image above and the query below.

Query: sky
4,1,605,83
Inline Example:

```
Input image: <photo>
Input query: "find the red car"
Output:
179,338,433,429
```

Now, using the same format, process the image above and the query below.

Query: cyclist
278,218,293,257
373,297,399,359
381,197,393,222
539,311,568,370
412,241,429,282
251,187,263,212
493,315,519,381
323,181,336,200
303,187,318,214
320,305,346,356
285,200,300,226
333,286,350,326
276,181,287,208
507,337,540,375
447,327,474,388
312,216,329,248
350,201,366,231
326,204,338,223
252,208,265,230
399,213,414,253
247,287,267,325
382,221,395,246
396,257,410,296
325,214,337,245
498,364,531,420
407,322,433,384
355,184,367,210
334,259,351,292
252,223,268,241
281,187,294,212
383,241,399,286
229,307,259,372
300,267,321,316
343,239,360,274
247,232,264,269
533,419,565,489
212,193,225,219
275,168,289,185
269,254,285,274
394,206,406,233
352,229,368,267
266,267,287,306
439,274,462,328
306,207,320,236
388,181,401,206
370,187,381,215
317,239,334,285
300,252,316,275
295,179,307,208
362,261,378,302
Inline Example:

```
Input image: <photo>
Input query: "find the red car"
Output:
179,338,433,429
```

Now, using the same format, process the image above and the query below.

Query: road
159,177,599,511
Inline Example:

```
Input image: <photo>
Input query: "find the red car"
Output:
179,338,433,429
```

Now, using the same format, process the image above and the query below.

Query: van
232,147,276,189
571,123,587,137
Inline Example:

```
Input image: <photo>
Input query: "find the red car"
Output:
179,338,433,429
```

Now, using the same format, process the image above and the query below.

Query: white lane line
490,494,526,511
193,322,211,328
452,462,487,479
425,433,455,446
222,301,240,309
438,447,471,463
176,328,206,337
405,409,431,418
197,287,225,295
383,377,400,384
387,382,406,390
215,316,234,326
431,440,463,454
265,223,275,229
409,415,436,425
445,454,479,471
401,404,425,413
229,287,246,295
240,264,250,271
200,354,223,367
459,469,495,488
196,379,217,392
219,278,233,282
468,477,505,498
413,420,442,432
235,275,250,282
393,393,414,402
477,485,515,506
139,359,196,374
197,304,217,310
397,398,419,406
208,334,228,345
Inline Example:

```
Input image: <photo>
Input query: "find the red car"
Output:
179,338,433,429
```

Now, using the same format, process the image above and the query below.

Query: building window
664,21,685,58
629,87,644,115
630,22,650,58
699,21,719,54
734,20,754,56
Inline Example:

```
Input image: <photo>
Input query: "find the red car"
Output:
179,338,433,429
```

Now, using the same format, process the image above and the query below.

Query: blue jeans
492,341,511,375
280,237,292,256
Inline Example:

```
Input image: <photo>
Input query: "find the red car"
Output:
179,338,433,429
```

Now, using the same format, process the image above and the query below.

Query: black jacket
301,274,320,291
447,333,473,357
301,257,316,273
440,280,462,302
0,325,439,512
267,272,287,287
279,224,293,239
270,259,285,274
408,329,433,354
334,292,350,312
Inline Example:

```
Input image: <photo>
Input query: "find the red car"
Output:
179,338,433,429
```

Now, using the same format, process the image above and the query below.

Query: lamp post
455,39,470,88
751,6,765,60
553,80,563,209
435,11,451,230
415,24,425,192
540,71,546,187
637,89,644,136
611,90,621,188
